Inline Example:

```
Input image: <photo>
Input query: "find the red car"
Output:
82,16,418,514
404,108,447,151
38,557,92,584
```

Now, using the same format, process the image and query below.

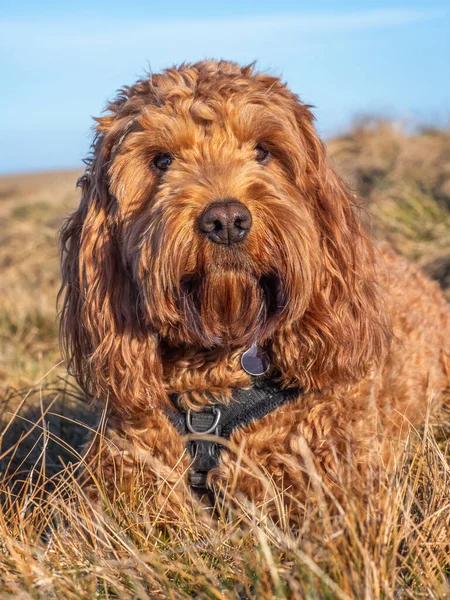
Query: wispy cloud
1,8,445,49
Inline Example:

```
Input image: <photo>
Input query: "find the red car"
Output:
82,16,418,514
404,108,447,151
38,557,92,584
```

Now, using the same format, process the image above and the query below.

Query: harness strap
166,378,301,500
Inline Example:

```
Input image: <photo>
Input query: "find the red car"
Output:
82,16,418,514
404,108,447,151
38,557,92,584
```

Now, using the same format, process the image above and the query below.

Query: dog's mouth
258,273,286,321
178,270,286,346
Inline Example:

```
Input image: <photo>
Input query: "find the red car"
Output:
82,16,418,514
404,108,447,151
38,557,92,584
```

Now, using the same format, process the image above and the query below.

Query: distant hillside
328,121,450,292
0,169,81,388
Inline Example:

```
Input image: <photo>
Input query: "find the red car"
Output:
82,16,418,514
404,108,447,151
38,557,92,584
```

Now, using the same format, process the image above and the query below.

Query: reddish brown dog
60,61,449,516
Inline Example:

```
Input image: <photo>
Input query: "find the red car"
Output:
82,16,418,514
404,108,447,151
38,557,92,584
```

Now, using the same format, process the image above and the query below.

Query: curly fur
60,60,450,513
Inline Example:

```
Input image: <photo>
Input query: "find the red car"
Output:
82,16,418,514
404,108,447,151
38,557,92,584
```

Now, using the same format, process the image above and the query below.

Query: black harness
166,377,301,500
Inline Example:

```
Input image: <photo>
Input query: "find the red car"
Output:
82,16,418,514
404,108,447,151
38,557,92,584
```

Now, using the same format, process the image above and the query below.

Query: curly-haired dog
60,60,449,516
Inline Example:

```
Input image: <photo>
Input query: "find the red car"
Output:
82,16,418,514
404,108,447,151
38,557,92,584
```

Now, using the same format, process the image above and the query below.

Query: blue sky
1,1,449,174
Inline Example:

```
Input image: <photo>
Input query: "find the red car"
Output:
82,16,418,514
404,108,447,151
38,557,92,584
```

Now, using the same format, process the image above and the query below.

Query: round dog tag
241,343,270,376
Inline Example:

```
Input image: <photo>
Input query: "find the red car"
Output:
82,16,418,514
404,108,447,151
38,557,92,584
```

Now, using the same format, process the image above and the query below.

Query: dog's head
60,60,389,414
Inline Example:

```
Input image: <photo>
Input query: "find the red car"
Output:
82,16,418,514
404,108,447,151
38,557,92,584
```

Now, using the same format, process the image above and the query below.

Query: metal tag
241,343,270,376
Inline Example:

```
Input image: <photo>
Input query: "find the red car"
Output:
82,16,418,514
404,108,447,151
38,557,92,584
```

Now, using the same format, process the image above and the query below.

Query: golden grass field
0,121,449,599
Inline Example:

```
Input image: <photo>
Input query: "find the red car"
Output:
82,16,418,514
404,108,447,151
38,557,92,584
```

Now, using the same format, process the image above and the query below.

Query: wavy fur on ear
271,104,391,391
59,125,166,416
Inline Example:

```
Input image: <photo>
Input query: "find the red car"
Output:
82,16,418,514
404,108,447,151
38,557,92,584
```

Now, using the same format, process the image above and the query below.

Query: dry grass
0,122,449,598
328,120,450,297
0,385,449,599
0,169,81,388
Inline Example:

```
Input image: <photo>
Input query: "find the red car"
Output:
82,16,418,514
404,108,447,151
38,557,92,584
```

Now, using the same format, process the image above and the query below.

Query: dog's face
61,61,389,414
110,72,319,349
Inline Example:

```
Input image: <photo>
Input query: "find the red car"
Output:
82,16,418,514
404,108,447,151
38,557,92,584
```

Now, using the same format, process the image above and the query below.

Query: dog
60,60,449,516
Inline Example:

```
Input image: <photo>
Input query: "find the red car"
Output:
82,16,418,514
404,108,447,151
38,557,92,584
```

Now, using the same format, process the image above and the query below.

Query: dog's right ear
59,116,167,416
271,101,391,392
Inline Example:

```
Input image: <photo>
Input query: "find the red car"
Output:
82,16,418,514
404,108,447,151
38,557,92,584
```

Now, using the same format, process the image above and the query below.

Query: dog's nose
198,199,252,245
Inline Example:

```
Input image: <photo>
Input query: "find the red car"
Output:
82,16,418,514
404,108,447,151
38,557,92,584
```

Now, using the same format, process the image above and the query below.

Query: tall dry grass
0,384,449,599
0,122,449,598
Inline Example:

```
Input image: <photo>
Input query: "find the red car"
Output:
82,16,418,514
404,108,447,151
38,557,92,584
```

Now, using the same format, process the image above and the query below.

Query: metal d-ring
186,407,221,435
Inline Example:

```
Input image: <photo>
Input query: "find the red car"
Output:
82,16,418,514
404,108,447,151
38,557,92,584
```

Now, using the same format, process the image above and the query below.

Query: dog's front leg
215,393,377,519
81,411,194,517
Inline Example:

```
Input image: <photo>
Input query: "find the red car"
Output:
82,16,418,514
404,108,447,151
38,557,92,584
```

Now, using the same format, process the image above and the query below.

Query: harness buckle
185,407,222,497
186,407,221,435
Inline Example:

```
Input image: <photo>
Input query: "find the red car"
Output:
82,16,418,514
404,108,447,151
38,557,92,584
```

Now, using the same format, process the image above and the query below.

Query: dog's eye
255,144,270,164
152,153,173,172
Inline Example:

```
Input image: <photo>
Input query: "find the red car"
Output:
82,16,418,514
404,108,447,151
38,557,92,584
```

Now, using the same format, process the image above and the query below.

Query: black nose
198,199,252,245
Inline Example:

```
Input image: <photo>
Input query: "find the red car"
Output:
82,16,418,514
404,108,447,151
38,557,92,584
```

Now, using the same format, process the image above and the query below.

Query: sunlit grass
0,382,449,599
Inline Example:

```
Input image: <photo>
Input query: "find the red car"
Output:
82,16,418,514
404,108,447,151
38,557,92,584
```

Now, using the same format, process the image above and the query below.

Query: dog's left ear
59,111,167,416
272,104,391,392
